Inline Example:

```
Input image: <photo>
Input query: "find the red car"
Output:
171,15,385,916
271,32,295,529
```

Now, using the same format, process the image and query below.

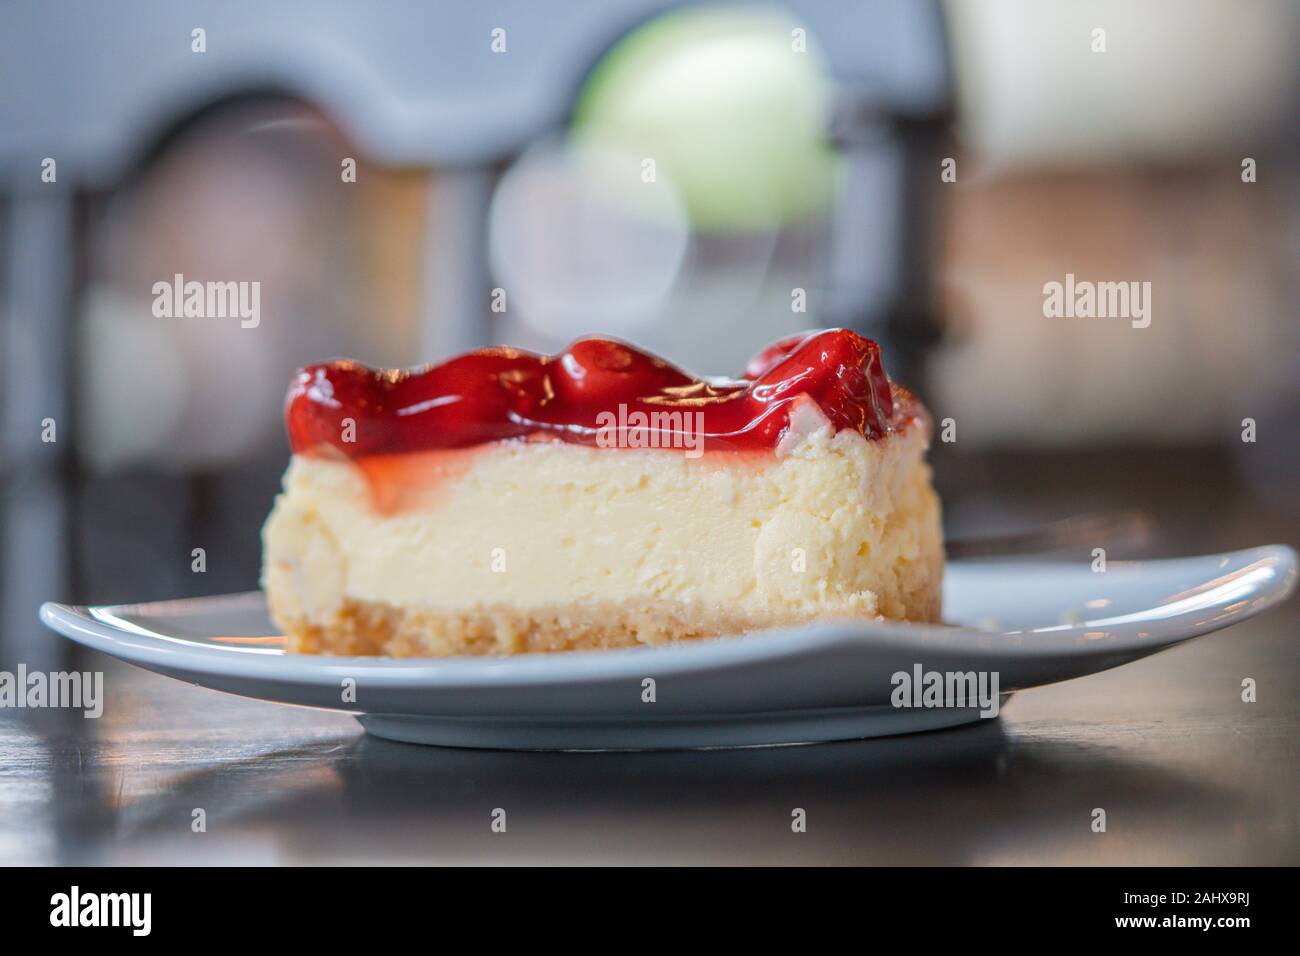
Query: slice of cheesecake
262,329,943,656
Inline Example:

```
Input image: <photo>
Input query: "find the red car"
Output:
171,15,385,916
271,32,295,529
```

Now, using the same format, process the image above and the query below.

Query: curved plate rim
38,545,1297,692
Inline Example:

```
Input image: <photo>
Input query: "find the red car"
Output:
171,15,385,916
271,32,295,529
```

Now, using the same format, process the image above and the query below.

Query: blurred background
1,0,1297,666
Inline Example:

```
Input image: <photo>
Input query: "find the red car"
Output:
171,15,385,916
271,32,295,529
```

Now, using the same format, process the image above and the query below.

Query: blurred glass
489,139,690,343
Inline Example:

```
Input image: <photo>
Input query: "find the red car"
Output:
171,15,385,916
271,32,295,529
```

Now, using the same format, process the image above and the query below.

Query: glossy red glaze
285,329,915,457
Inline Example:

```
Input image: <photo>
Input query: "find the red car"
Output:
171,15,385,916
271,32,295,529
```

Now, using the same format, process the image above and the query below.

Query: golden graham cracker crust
272,582,942,658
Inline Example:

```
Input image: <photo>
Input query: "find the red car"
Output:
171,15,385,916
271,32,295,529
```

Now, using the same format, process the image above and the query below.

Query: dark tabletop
3,447,1297,865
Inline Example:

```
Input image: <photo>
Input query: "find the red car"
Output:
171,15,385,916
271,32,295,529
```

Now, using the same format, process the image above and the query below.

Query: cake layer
262,403,942,656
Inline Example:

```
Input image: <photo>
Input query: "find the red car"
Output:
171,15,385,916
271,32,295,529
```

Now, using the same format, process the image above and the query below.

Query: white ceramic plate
40,545,1296,750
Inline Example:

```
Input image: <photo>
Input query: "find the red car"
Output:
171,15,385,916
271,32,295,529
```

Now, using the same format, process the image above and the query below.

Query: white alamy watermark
1043,273,1151,329
891,665,1000,718
0,665,103,718
50,886,150,936
594,404,706,459
152,272,260,328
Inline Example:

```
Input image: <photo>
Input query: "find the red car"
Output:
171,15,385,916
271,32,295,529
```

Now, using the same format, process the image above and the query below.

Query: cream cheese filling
262,409,941,623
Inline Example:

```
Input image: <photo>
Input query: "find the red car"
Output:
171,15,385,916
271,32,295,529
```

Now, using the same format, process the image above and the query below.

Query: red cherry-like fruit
285,329,906,457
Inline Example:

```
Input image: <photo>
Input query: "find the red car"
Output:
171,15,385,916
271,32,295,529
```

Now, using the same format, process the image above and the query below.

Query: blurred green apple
571,7,839,233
